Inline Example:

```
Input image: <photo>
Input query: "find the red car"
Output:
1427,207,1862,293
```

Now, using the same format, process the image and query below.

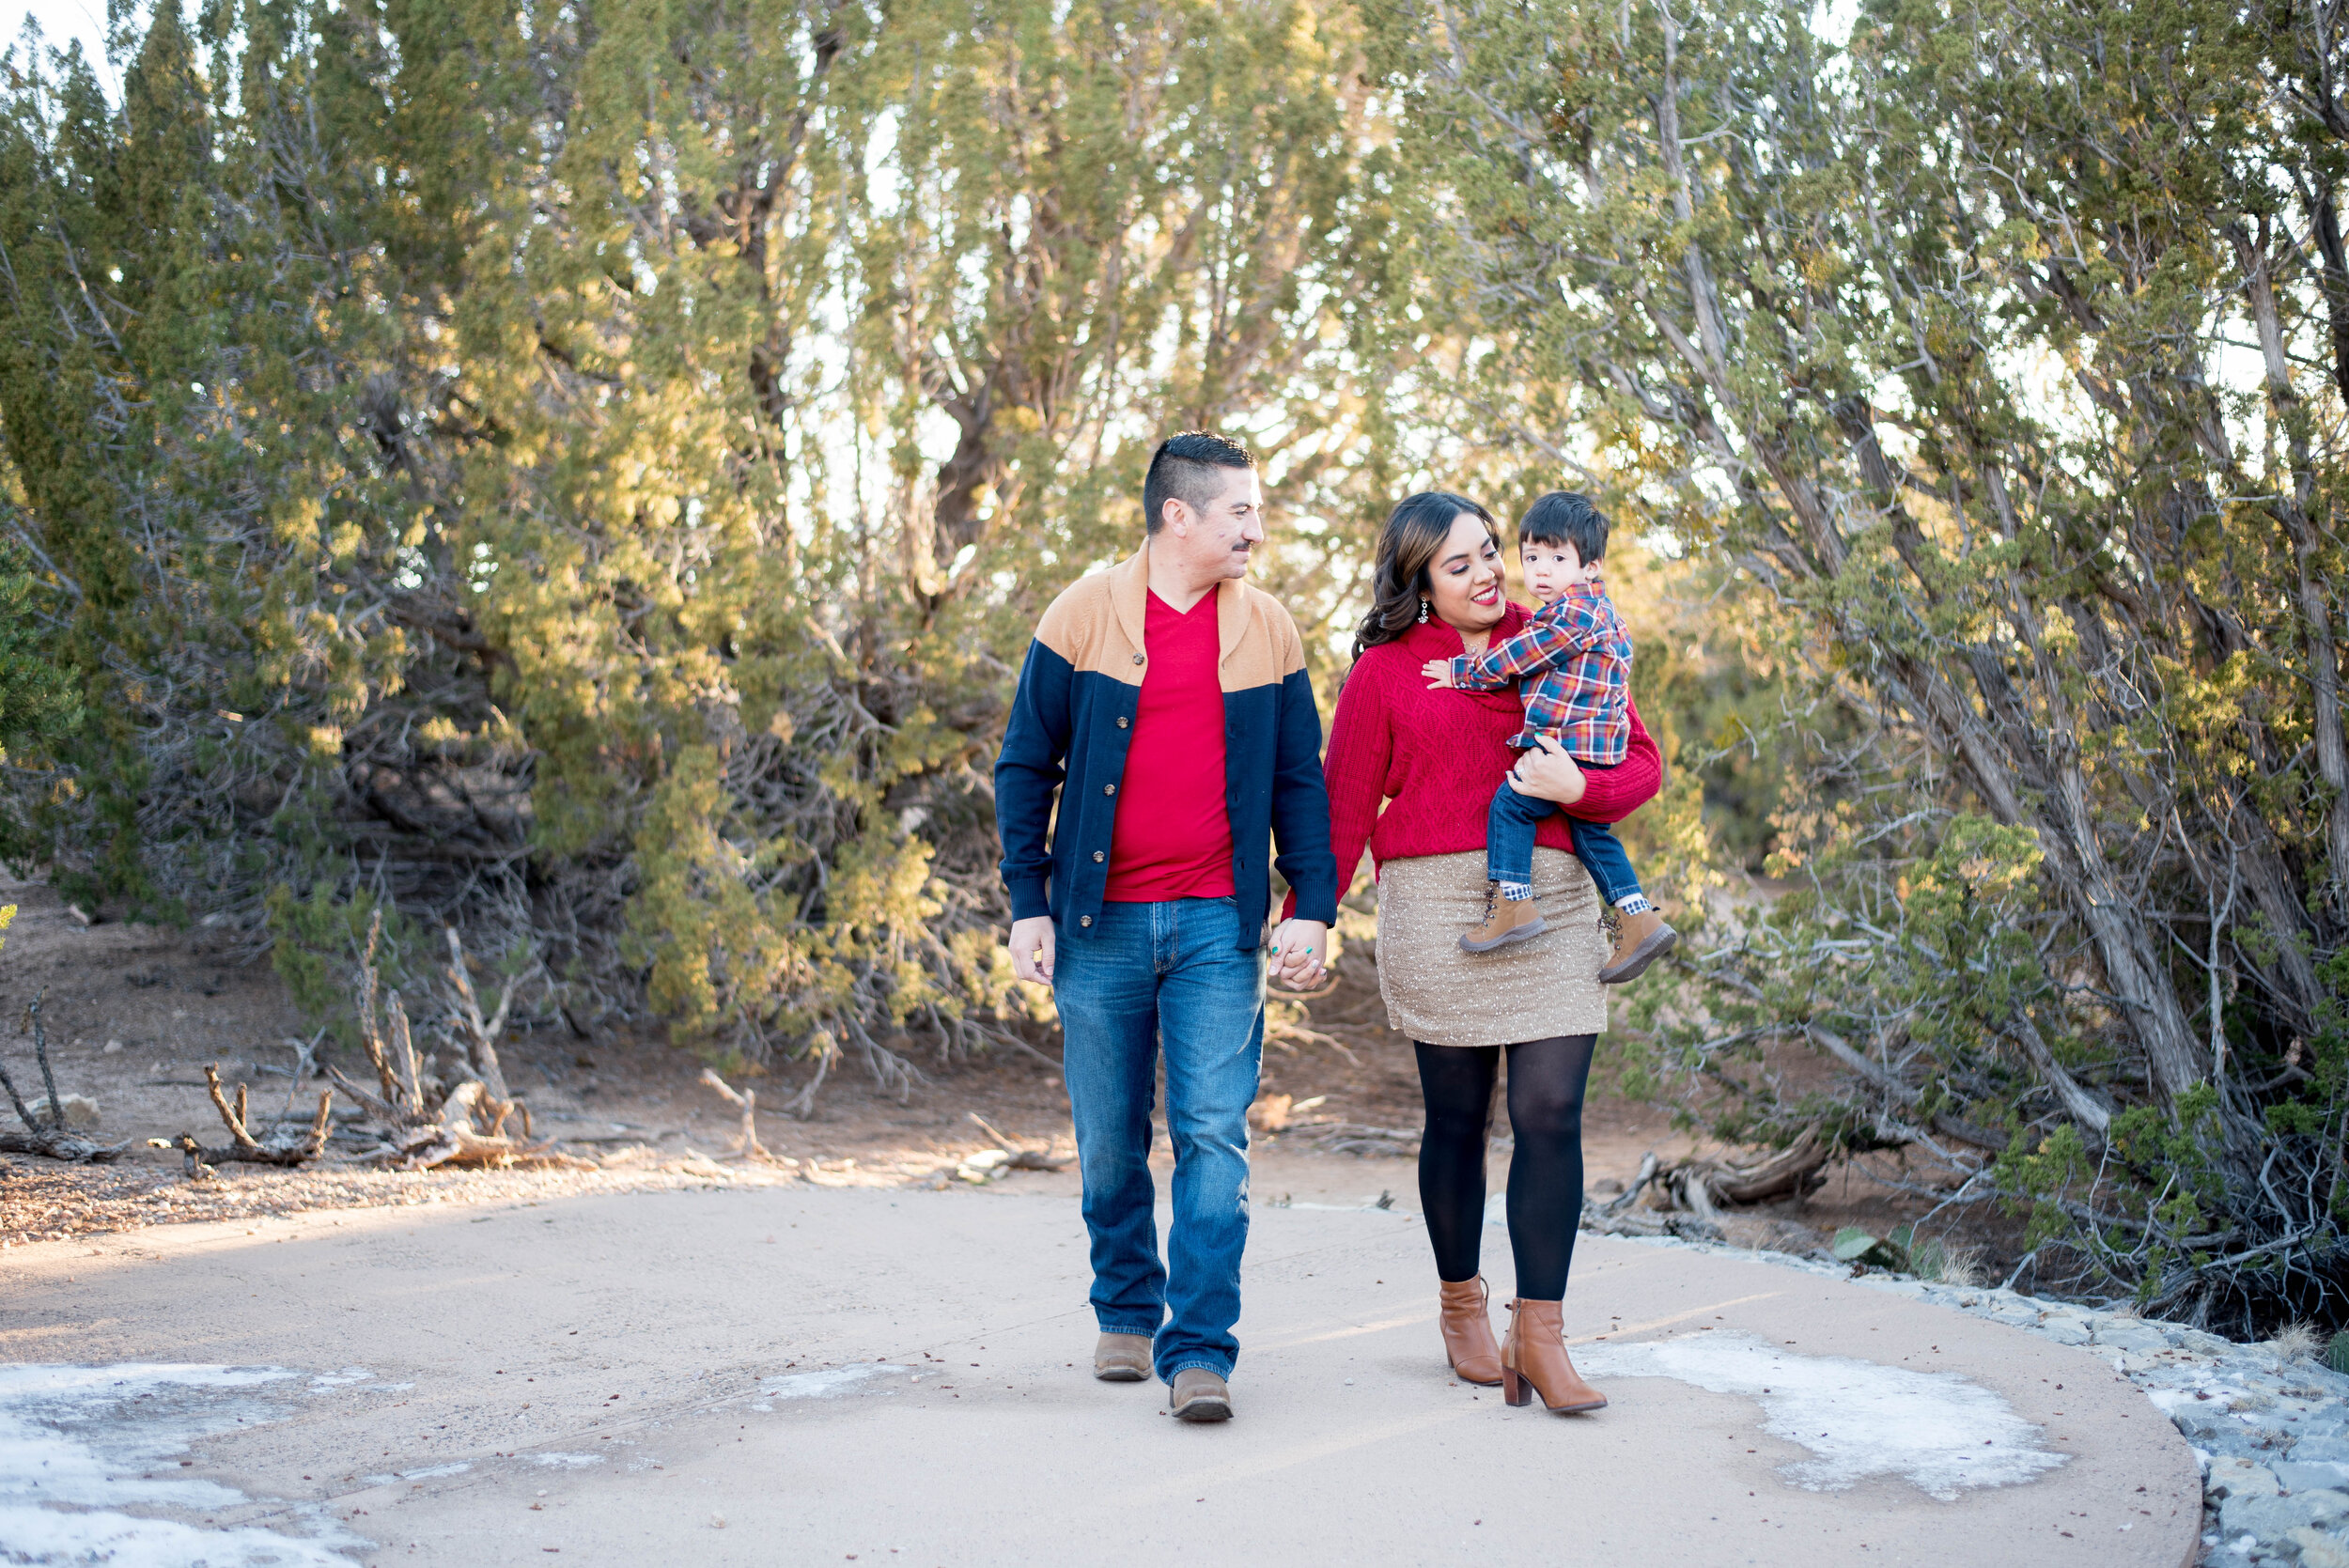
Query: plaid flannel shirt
1447,576,1632,763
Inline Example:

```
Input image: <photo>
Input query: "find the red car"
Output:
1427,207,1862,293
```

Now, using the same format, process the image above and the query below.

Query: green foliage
1385,0,2349,1331
263,882,418,1049
1832,1227,1899,1269
0,0,1388,1088
1832,1223,1965,1278
4,0,2341,1333
0,540,78,761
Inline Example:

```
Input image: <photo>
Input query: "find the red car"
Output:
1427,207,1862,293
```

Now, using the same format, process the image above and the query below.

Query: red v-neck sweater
1321,606,1663,893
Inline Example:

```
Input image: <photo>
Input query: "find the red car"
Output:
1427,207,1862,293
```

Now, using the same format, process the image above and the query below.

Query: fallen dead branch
318,912,583,1171
1579,1152,1725,1242
0,989,129,1162
1571,1139,1831,1243
699,1068,794,1165
1285,1120,1422,1157
1651,1131,1833,1219
143,1063,335,1175
1264,1009,1361,1064
965,1110,1071,1171
916,1111,1074,1185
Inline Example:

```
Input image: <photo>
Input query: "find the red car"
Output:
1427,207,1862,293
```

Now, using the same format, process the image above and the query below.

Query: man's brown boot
1439,1276,1503,1386
1169,1367,1233,1422
1460,884,1546,953
1596,908,1677,983
1500,1298,1608,1413
1094,1332,1152,1383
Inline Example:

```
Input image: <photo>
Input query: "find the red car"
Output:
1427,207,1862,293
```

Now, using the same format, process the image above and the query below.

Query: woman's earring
1417,598,1431,624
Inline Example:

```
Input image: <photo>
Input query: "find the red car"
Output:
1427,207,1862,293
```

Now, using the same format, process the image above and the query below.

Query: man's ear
1159,496,1190,537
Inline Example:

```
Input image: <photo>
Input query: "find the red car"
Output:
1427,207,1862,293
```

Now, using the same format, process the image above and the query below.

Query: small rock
2211,1460,2285,1501
2289,1529,2349,1568
2039,1320,2092,1346
2278,1464,2349,1494
2183,1408,2247,1442
2221,1490,2349,1541
28,1094,100,1129
101,1039,123,1055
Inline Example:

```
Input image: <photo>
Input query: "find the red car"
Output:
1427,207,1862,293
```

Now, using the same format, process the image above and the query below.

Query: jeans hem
1096,1319,1161,1337
1159,1357,1233,1384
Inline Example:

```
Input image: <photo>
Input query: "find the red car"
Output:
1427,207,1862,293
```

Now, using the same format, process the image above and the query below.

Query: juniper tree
1381,0,2349,1328
0,0,1386,1094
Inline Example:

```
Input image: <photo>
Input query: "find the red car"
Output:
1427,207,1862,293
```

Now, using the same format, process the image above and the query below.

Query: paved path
1,1186,2200,1566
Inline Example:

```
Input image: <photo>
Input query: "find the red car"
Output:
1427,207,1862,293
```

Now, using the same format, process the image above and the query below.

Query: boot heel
1501,1365,1531,1407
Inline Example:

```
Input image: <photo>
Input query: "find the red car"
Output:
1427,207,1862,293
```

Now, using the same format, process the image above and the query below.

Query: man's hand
1270,918,1329,991
1508,735,1588,805
1420,659,1456,689
1009,915,1057,986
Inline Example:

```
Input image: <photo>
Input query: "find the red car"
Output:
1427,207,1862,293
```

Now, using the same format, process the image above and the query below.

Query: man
995,430,1336,1423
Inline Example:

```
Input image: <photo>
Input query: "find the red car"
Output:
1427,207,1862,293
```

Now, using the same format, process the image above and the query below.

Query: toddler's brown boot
1461,884,1546,953
1597,908,1677,983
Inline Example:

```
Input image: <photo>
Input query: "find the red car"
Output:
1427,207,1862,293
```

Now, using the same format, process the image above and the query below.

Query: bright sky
7,1,117,91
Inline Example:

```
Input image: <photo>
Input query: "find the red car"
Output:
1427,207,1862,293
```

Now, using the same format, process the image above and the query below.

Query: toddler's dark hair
1518,491,1608,566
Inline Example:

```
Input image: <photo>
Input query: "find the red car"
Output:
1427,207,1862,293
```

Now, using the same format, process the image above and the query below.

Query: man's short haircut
1518,491,1609,566
1143,430,1255,535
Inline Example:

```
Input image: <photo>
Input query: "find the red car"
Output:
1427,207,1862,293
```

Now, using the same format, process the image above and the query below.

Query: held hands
1269,918,1329,991
1008,914,1057,986
1420,659,1457,690
1013,914,1329,989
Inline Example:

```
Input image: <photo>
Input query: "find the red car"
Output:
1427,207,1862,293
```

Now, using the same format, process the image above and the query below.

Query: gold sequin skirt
1374,848,1609,1047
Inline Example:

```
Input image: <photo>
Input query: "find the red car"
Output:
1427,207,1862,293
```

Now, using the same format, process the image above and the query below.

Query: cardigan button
1116,717,1128,728
1132,653,1144,665
1104,783,1116,795
1093,851,1105,862
1080,915,1093,927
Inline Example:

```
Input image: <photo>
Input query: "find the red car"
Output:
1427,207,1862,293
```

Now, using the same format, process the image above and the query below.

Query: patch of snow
757,1365,910,1400
529,1452,605,1468
1574,1332,2068,1500
0,1362,366,1566
306,1367,373,1392
398,1462,471,1480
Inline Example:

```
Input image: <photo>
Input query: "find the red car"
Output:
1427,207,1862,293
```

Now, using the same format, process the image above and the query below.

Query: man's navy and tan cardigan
995,546,1339,950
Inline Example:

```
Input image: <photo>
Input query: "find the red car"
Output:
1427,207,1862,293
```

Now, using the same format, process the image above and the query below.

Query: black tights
1414,1034,1596,1301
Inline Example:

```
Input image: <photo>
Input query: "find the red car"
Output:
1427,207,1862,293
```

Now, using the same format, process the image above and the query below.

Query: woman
1322,492,1662,1412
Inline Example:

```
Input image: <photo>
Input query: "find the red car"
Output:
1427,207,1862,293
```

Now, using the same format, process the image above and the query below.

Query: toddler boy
1422,492,1678,982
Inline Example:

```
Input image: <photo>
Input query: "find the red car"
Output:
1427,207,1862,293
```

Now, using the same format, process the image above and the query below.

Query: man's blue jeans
1051,896,1265,1385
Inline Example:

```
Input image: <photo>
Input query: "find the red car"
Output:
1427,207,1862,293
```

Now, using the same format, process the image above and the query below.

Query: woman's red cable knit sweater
1319,606,1663,895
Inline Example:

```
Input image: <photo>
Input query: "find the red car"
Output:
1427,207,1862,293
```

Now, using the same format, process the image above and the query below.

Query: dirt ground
0,870,1999,1272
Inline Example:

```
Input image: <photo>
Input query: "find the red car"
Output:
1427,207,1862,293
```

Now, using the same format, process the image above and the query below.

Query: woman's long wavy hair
1352,491,1501,660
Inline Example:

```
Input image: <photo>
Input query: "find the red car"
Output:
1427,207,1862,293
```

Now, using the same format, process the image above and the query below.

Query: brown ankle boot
1439,1276,1503,1386
1596,908,1677,983
1501,1298,1607,1413
1461,884,1546,953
